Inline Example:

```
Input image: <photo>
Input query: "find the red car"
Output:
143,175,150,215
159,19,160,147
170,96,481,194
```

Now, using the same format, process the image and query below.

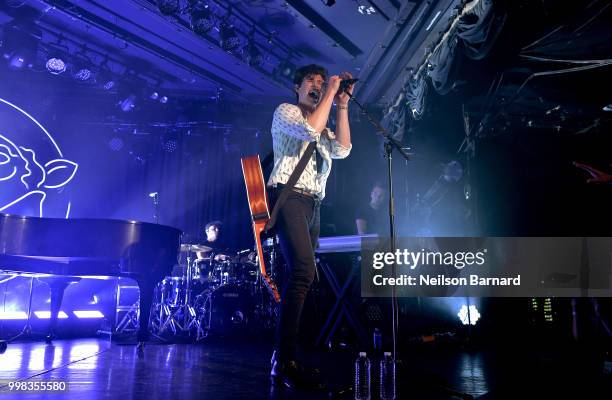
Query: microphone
308,89,321,102
339,78,358,93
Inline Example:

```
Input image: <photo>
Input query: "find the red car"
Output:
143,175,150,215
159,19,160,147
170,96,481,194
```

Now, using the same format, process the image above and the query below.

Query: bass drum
207,283,255,336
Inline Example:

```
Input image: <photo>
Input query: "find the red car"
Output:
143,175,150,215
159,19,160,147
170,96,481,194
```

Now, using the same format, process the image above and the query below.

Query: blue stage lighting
34,311,69,319
119,94,137,112
108,137,124,151
0,311,28,320
73,311,104,319
162,137,178,153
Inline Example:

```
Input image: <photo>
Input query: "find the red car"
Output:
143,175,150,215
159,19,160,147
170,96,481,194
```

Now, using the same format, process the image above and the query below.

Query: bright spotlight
0,311,28,320
458,304,480,325
73,310,104,319
34,311,69,319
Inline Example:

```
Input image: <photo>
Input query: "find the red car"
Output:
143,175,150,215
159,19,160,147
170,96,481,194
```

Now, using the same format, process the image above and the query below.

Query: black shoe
271,359,326,390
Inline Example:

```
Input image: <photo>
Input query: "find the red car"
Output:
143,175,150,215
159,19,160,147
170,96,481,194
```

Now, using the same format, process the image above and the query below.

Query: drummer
196,220,230,262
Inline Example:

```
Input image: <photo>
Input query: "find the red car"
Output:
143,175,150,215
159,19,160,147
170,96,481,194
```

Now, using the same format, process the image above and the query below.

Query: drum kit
149,241,279,341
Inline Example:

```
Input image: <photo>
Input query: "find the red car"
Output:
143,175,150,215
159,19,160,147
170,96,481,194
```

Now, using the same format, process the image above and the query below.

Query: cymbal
180,243,212,253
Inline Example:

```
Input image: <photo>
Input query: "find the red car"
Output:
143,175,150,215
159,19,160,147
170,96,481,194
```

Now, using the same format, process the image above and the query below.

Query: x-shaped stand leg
316,261,368,347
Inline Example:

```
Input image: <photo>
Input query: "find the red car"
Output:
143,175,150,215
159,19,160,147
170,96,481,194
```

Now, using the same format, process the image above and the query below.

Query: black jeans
269,188,321,362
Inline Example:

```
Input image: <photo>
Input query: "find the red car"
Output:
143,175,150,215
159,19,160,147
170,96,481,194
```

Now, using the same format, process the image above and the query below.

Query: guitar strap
264,140,317,233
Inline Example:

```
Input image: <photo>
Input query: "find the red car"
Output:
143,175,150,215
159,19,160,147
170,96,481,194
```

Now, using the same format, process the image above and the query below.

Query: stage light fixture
603,104,612,112
6,53,28,70
34,311,69,319
73,67,92,81
1,23,39,70
46,57,66,75
119,94,137,112
190,1,215,35
219,21,241,52
458,304,480,326
358,5,376,15
275,60,295,79
97,69,116,90
157,0,180,15
159,95,169,104
0,311,28,320
162,132,178,152
108,137,124,151
73,310,104,319
245,38,262,67
321,0,336,6
117,77,146,112
442,160,463,182
71,53,94,82
150,91,160,100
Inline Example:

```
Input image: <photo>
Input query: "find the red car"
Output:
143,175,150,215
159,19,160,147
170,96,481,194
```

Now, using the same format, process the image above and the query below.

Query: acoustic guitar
240,155,281,303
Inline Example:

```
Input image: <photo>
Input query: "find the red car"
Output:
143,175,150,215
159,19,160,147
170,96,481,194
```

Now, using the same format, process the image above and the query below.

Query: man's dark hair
293,64,328,87
205,220,222,231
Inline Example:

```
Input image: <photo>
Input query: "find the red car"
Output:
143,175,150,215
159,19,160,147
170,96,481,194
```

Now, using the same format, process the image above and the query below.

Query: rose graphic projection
0,98,78,218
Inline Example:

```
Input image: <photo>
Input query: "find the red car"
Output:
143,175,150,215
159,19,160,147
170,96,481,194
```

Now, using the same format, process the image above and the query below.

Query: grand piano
0,213,181,349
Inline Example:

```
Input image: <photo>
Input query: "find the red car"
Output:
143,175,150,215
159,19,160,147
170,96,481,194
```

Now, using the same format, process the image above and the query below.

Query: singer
267,64,355,390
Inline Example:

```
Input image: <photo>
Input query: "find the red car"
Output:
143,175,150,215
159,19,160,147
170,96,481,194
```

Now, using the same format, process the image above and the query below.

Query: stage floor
0,337,608,399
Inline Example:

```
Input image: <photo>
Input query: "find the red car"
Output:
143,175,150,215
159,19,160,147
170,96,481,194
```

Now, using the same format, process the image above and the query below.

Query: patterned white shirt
267,103,351,199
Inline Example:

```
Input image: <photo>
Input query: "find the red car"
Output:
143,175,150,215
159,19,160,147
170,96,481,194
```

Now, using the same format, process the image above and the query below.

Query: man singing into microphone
268,64,355,389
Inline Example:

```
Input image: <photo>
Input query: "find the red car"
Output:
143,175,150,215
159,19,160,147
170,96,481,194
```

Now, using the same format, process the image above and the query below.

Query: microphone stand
149,192,160,224
344,91,411,362
344,92,475,400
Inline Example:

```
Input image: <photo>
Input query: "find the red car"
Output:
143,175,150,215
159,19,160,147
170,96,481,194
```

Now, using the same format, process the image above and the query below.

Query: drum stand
1,275,35,348
149,252,206,340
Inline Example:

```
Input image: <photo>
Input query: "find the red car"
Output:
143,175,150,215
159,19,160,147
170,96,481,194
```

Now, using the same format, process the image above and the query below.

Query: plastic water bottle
380,352,396,400
354,352,371,400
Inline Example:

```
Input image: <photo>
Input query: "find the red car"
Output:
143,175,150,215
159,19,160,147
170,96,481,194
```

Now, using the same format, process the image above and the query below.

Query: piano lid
0,213,181,262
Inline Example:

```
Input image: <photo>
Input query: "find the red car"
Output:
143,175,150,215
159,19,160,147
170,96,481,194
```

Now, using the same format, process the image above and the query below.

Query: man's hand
326,75,342,98
335,72,355,106
573,162,612,184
